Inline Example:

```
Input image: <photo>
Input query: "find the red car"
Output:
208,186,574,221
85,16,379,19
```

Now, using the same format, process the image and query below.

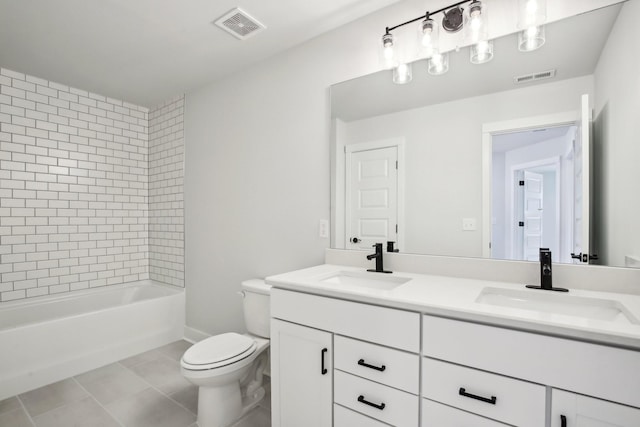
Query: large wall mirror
330,1,640,268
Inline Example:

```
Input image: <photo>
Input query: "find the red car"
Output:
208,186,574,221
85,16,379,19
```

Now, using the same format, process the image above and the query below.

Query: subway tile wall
149,95,184,287
0,68,185,302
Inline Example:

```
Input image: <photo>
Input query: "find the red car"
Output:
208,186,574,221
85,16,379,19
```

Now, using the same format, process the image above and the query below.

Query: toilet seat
182,332,257,371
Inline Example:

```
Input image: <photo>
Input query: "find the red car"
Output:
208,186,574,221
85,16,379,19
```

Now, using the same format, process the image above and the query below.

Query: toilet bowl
181,279,271,427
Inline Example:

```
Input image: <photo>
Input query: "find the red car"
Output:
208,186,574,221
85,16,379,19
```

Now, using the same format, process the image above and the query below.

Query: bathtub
0,280,185,400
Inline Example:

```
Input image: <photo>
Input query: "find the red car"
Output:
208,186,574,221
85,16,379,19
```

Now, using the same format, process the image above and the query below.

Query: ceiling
331,4,622,122
0,0,400,108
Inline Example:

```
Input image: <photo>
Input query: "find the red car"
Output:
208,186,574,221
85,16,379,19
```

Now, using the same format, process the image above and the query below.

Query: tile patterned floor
0,341,271,427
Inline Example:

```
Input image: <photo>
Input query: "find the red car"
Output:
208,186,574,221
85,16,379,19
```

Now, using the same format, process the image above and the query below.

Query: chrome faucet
366,243,392,274
526,248,568,292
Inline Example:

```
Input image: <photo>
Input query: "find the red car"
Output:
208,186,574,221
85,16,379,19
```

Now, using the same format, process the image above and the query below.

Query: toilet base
197,382,242,427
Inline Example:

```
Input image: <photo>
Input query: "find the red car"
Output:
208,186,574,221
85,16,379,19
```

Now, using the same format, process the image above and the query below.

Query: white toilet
181,279,271,427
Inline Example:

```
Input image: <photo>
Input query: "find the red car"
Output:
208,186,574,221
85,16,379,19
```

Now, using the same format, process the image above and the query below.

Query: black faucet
526,248,568,292
366,243,392,273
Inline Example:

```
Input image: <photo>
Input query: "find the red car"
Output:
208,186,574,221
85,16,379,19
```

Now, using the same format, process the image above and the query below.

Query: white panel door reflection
346,145,398,250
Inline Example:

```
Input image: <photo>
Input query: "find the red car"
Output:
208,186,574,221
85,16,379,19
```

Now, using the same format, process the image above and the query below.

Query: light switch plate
319,219,329,238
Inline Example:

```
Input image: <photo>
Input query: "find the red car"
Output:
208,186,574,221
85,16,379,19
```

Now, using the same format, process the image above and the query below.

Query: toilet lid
182,333,256,366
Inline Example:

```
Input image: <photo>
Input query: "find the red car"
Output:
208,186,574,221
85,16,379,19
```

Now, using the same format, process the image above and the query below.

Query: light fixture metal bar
386,0,472,33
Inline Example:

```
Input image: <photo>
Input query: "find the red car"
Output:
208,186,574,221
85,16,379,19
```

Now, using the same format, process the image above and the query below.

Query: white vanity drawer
334,335,419,394
334,404,392,426
335,370,419,426
422,358,545,427
421,399,510,427
272,288,420,352
422,314,640,408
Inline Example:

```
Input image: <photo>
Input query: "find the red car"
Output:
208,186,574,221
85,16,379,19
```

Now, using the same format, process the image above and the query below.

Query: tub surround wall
149,95,185,287
0,68,186,302
0,68,150,302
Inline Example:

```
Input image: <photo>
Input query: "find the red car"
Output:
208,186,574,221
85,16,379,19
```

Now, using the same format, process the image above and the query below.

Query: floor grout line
117,350,199,416
14,395,36,427
70,377,127,427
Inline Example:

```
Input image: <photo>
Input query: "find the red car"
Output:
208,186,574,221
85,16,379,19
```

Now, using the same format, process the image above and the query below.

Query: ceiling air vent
513,69,557,85
213,8,266,40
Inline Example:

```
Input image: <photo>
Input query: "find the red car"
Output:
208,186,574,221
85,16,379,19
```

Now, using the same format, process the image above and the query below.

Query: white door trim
482,111,578,258
344,138,405,251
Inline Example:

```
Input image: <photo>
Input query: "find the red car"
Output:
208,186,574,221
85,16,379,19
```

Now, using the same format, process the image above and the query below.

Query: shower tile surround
0,68,185,301
149,96,185,287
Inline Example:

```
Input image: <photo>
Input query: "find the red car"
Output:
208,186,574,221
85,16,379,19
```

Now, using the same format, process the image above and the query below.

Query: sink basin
320,271,411,291
476,287,639,324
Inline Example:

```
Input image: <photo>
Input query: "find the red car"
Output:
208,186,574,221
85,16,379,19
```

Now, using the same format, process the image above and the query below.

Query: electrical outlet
319,219,329,238
462,218,477,231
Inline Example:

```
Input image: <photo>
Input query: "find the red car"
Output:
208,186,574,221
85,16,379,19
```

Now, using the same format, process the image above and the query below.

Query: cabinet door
271,319,332,427
552,389,640,427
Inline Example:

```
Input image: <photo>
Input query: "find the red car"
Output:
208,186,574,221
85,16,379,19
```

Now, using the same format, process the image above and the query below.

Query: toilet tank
241,279,272,338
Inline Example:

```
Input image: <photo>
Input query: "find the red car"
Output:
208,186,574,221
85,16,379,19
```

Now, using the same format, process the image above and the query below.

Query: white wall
183,0,625,336
593,0,640,267
338,76,592,257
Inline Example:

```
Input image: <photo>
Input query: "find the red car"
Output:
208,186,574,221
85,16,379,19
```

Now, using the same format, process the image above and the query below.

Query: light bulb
422,30,432,47
470,10,482,31
380,33,397,69
465,1,487,44
418,18,439,59
518,0,546,29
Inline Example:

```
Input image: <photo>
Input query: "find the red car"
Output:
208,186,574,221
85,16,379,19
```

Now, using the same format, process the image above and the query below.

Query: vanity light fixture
381,0,546,83
393,62,413,84
428,52,449,75
518,24,546,51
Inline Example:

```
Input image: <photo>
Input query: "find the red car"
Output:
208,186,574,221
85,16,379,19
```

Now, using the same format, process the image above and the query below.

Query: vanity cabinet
270,286,640,426
422,314,640,426
421,399,510,427
271,288,420,426
270,319,332,427
421,357,545,427
550,389,640,427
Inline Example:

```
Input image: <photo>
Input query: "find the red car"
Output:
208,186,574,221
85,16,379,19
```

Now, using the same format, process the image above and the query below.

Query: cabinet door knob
358,359,386,372
321,348,328,375
459,387,497,405
561,415,567,427
357,395,386,410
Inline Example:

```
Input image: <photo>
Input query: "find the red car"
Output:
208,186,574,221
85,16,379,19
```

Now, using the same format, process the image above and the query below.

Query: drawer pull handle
561,415,567,427
321,348,328,375
358,359,387,372
458,387,497,405
358,395,386,410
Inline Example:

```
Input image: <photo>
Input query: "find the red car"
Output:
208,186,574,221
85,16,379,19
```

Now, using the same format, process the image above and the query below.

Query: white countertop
266,264,640,350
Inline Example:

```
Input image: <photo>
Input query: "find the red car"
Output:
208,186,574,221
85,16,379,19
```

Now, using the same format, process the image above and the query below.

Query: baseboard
183,324,212,343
